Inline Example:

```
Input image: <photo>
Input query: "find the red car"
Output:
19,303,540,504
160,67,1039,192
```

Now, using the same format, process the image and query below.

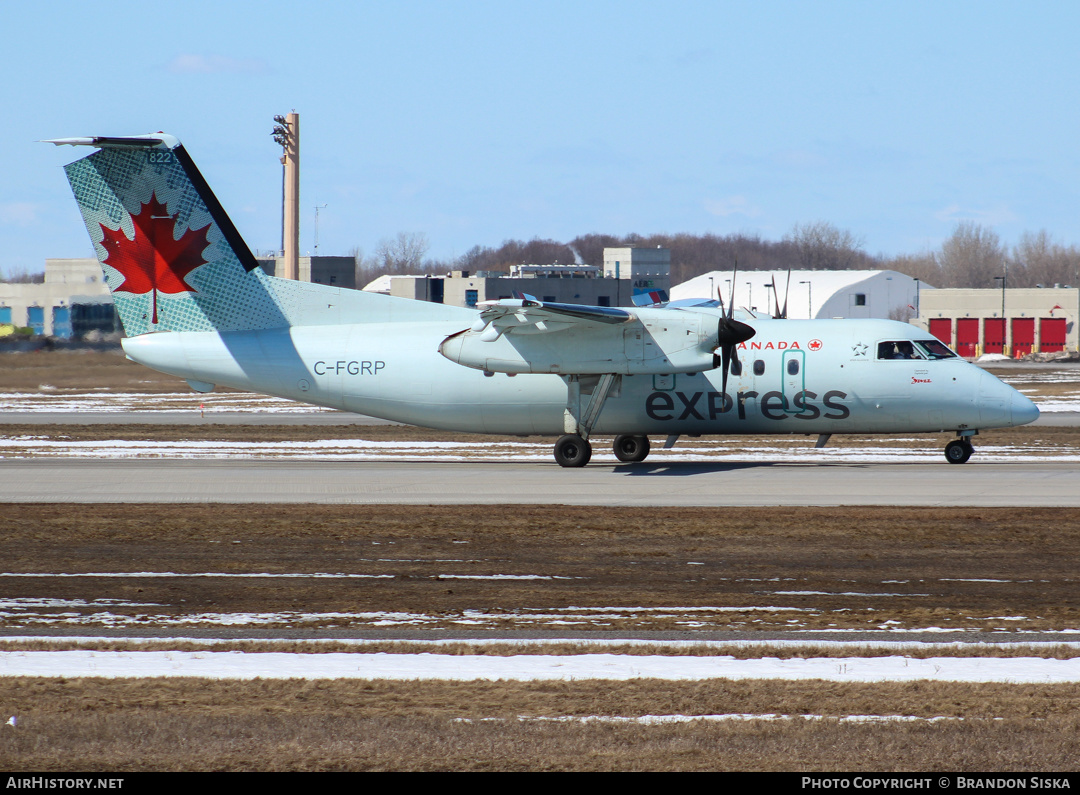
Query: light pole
272,112,299,280
799,280,812,318
746,281,753,311
764,283,774,317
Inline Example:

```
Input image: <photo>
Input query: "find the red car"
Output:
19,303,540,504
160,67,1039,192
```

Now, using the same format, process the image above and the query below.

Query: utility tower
272,112,299,280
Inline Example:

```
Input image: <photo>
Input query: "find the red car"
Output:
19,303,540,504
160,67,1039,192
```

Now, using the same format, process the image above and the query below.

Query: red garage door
1011,317,1035,358
1041,317,1067,352
929,318,952,347
983,318,1005,355
956,318,979,357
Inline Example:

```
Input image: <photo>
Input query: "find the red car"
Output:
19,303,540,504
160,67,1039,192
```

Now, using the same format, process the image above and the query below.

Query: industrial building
0,258,115,338
368,247,671,308
671,270,926,320
914,287,1078,357
255,255,356,288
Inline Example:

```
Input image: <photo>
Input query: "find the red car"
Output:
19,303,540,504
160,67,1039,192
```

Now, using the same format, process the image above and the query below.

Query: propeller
713,259,756,397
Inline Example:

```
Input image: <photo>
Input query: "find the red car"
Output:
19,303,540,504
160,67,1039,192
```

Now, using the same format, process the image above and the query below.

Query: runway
5,457,1079,506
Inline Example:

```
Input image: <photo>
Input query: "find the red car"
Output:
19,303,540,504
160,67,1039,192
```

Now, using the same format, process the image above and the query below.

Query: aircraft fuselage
122,316,1035,437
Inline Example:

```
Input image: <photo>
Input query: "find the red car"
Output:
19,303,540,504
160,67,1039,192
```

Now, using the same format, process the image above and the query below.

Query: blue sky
4,0,1079,272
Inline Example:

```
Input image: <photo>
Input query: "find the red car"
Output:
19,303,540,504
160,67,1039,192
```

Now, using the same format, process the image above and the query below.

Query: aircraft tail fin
51,133,471,335
54,135,363,337
49,134,301,336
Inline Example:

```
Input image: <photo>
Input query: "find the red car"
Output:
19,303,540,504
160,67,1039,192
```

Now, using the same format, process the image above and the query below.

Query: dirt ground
2,504,1078,634
2,678,1078,771
0,350,192,392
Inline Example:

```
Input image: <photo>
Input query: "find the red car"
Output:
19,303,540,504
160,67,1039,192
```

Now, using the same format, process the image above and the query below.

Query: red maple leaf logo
99,193,210,324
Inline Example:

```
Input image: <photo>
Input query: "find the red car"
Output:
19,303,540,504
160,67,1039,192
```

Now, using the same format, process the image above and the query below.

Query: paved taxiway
5,458,1079,506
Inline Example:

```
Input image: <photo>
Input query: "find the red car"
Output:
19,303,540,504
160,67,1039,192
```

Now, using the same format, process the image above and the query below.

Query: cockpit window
914,340,958,359
877,340,958,360
877,341,923,360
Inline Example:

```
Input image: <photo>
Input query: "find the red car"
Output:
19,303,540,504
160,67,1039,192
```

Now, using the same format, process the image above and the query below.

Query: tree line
355,221,1080,292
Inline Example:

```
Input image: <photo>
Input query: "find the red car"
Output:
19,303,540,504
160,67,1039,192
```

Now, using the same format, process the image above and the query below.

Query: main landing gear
613,434,650,463
944,431,977,464
555,374,653,467
554,434,592,467
553,433,651,467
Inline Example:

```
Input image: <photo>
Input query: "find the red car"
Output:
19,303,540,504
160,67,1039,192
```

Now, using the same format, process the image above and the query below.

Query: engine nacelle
439,313,718,375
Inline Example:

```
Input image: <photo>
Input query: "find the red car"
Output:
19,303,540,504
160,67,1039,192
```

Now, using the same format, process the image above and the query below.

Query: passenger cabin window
753,359,765,376
730,357,742,376
787,358,800,375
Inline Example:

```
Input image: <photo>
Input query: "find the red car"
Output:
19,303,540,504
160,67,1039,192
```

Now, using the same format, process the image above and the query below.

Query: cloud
0,202,38,226
704,195,760,218
934,203,1019,226
166,54,268,75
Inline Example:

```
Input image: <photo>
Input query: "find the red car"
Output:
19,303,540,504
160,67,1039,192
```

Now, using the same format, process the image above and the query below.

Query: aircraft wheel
613,434,650,463
944,439,974,464
554,434,592,468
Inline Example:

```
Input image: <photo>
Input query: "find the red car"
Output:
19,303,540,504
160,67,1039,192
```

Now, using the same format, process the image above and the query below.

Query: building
914,287,1078,358
672,270,926,320
256,255,356,288
369,247,671,308
0,258,115,338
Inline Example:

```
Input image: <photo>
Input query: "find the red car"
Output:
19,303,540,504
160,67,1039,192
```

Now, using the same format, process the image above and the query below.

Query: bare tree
784,221,867,270
374,231,430,274
1,266,45,284
885,251,942,287
1010,230,1080,287
938,222,1006,288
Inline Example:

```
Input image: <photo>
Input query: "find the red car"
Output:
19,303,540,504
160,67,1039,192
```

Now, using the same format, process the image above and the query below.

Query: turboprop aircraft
48,133,1040,466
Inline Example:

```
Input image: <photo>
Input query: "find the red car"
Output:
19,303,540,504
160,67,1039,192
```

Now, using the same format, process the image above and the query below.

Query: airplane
47,133,1040,466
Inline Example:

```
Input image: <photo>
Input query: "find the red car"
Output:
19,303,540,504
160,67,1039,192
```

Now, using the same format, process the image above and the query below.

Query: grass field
1,677,1078,771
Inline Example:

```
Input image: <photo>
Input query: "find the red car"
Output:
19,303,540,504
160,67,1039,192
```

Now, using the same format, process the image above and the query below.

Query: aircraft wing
472,296,633,338
441,296,720,375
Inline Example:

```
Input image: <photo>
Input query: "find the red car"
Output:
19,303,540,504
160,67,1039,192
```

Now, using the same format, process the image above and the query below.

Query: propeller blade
771,274,780,319
729,258,738,321
781,268,792,319
720,343,732,396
